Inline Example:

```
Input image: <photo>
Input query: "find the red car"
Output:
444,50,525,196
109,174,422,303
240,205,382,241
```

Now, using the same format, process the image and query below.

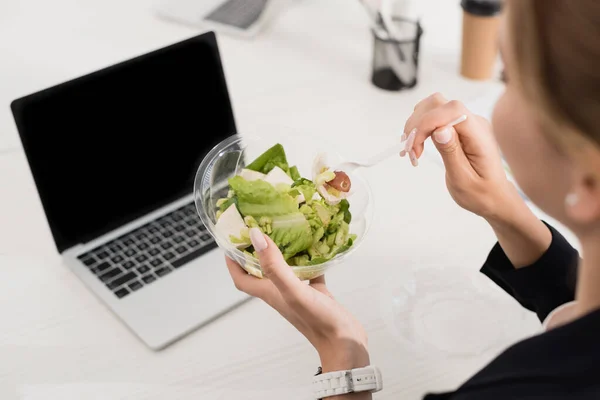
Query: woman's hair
508,0,600,148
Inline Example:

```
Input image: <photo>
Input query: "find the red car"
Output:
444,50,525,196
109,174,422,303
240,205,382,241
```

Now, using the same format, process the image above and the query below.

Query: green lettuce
270,213,313,260
217,196,237,213
245,143,289,175
289,166,301,181
216,144,358,268
228,176,297,218
339,199,352,224
292,178,317,203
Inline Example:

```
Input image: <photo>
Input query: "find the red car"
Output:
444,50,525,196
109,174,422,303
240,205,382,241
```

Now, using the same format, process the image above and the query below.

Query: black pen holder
371,18,423,91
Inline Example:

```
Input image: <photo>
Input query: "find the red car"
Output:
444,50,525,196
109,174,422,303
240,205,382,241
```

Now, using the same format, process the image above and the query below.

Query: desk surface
0,0,545,399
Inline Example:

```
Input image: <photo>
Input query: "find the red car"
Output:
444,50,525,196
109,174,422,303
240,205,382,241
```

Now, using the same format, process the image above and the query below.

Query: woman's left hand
225,228,370,373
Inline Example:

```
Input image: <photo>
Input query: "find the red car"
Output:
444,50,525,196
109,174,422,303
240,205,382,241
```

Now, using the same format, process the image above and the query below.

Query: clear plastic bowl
194,131,373,280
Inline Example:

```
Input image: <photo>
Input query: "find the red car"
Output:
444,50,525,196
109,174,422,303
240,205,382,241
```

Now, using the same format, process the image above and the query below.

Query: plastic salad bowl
193,131,373,280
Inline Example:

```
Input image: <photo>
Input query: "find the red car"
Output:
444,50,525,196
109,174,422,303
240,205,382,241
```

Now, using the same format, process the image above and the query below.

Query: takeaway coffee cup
460,0,504,80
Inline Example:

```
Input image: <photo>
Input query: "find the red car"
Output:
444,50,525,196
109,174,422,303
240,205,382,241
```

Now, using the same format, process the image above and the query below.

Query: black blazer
423,223,600,399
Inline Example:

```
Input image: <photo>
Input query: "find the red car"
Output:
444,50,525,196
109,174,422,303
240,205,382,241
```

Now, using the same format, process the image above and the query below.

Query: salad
214,143,356,267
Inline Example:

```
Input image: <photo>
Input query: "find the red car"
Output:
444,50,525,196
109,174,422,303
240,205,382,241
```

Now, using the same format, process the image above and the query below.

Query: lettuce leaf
289,166,301,181
339,199,352,224
217,196,238,213
245,143,289,175
228,176,298,218
292,178,317,203
270,213,313,260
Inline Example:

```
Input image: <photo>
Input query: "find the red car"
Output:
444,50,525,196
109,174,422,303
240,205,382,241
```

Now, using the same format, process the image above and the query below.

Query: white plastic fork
334,114,468,173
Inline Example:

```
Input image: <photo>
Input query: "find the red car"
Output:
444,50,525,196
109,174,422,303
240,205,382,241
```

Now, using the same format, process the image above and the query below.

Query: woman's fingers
250,228,341,328
430,126,477,182
225,256,273,298
405,100,473,154
404,92,449,135
249,228,310,306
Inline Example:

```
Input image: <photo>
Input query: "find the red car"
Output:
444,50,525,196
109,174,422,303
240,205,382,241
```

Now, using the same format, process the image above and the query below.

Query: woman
225,0,600,398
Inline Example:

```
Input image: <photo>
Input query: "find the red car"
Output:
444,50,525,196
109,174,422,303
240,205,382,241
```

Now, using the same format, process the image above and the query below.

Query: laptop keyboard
205,0,268,29
77,202,217,299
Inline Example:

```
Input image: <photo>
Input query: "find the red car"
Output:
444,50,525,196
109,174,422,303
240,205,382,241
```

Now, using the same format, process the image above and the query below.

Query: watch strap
312,366,382,399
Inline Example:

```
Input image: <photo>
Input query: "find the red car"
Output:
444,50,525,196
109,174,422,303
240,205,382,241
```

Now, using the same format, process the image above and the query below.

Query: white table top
0,0,548,398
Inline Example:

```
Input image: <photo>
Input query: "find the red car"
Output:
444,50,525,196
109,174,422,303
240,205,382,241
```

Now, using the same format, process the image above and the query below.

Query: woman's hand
403,93,552,267
226,228,370,373
403,92,513,220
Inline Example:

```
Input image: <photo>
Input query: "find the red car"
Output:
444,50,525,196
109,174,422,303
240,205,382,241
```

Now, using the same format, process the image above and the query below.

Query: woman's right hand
403,93,552,268
403,93,516,221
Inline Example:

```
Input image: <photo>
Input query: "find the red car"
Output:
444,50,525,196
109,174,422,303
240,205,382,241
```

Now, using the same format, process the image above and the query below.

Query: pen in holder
371,17,423,91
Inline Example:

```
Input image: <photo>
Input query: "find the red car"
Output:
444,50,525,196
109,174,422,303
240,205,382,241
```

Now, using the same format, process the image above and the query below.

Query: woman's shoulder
426,308,600,399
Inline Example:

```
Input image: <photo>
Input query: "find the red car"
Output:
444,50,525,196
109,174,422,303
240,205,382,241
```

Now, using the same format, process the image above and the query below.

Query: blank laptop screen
11,32,236,253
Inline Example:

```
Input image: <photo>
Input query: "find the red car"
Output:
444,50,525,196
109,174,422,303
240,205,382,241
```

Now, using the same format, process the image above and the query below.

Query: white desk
0,0,545,399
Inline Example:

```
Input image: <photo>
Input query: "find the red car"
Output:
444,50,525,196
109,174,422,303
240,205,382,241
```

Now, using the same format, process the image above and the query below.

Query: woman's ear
565,172,600,224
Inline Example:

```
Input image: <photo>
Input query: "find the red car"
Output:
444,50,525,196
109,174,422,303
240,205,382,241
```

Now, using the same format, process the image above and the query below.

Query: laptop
10,31,249,350
154,0,279,38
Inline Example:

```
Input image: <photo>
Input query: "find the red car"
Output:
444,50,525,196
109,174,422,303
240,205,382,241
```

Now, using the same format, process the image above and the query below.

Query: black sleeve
480,222,579,322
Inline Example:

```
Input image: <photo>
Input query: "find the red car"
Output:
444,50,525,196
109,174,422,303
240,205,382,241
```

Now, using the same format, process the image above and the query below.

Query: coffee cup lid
461,0,503,17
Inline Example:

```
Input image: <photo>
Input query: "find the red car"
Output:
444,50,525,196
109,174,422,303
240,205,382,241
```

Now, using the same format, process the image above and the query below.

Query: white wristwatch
312,365,383,399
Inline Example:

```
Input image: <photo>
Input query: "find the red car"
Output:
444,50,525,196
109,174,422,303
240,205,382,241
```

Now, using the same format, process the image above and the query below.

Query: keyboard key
135,232,147,240
81,257,96,266
109,272,137,288
155,267,172,277
172,214,183,222
92,261,111,274
137,265,150,274
115,288,130,298
109,244,123,252
148,247,160,256
150,258,162,267
96,251,110,259
149,226,159,234
171,243,217,268
111,255,124,263
160,220,172,228
150,237,161,244
183,208,195,216
173,235,185,244
175,245,187,254
100,267,122,282
129,281,143,291
161,242,173,250
185,230,196,238
188,239,200,248
174,225,186,232
201,234,212,241
163,230,174,238
123,261,135,270
185,219,197,227
163,252,175,260
124,249,136,257
123,238,135,246
137,242,149,250
135,254,148,263
142,274,156,284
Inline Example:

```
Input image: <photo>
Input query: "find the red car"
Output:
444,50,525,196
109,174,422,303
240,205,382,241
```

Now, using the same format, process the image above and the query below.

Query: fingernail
433,128,452,144
409,150,419,167
399,150,406,157
400,133,407,142
404,128,417,153
250,228,267,252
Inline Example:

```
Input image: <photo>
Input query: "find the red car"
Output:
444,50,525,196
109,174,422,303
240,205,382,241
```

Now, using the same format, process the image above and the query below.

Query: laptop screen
11,32,236,254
